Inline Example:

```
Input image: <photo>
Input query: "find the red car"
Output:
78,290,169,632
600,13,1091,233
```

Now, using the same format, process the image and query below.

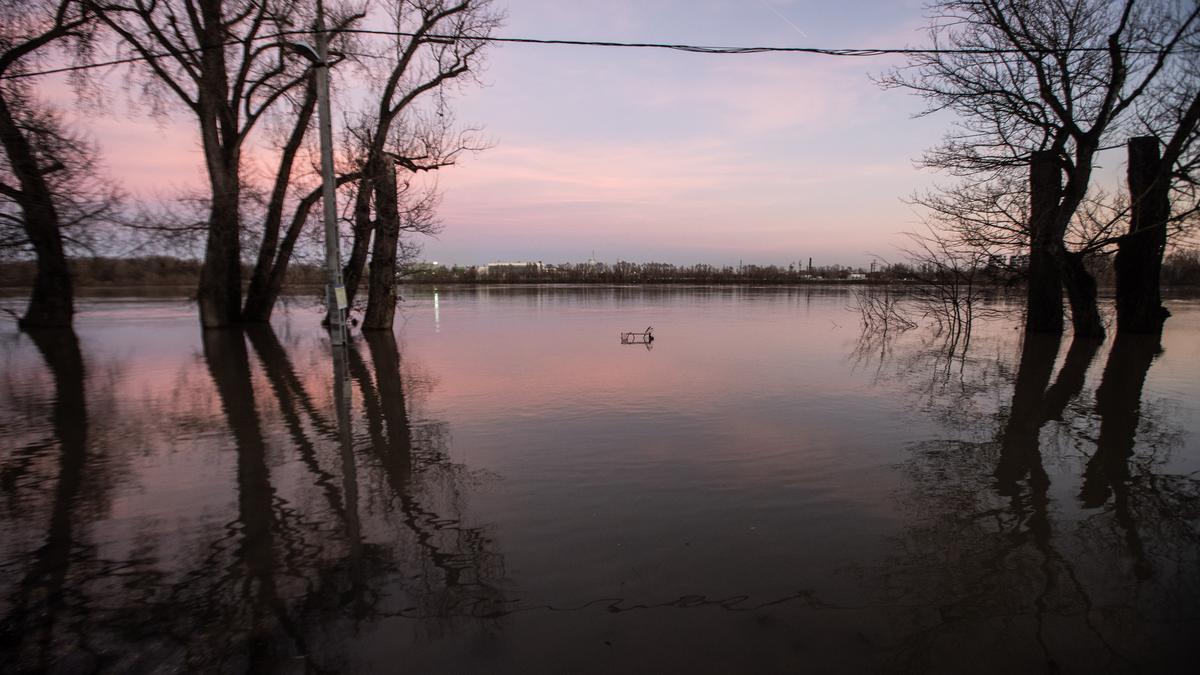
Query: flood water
2,286,1198,673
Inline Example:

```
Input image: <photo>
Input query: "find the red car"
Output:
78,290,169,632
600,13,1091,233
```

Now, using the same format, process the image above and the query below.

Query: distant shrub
1162,249,1200,286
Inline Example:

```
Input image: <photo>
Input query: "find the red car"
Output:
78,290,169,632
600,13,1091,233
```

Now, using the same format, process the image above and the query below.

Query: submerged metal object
620,326,654,344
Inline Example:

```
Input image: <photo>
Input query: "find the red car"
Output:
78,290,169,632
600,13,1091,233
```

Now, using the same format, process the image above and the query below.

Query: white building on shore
475,261,544,276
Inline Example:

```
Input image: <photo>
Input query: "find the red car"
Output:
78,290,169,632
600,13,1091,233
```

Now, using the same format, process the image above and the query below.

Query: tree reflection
1,320,508,672
1081,334,1200,588
246,326,344,520
347,330,509,624
2,330,212,673
0,329,91,670
173,329,310,670
162,326,509,670
873,329,1198,673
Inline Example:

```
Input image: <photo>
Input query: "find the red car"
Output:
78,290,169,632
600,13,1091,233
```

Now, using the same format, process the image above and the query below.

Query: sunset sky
428,0,945,268
60,0,964,268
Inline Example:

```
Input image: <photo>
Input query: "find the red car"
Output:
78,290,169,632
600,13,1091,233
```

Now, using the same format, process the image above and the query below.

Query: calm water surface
1,286,1198,673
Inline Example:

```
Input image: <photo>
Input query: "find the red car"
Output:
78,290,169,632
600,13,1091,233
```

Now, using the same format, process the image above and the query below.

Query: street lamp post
289,5,347,346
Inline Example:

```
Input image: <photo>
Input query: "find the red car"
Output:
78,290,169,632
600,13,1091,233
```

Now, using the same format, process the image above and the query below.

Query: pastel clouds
420,1,949,265
431,130,929,265
25,0,951,267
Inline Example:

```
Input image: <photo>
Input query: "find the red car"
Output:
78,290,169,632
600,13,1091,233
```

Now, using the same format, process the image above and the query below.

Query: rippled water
2,286,1198,673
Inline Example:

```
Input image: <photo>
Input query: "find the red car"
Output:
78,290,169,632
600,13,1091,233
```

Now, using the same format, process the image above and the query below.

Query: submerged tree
0,0,108,328
241,72,322,323
240,63,362,324
1113,74,1200,333
95,0,321,328
883,0,1200,338
342,0,500,331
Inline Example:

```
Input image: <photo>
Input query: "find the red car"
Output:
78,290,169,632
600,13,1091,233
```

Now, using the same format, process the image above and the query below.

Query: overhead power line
345,29,933,55
1,27,1188,81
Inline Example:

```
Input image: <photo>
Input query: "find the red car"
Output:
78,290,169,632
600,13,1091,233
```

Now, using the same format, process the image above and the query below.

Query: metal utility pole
312,2,347,345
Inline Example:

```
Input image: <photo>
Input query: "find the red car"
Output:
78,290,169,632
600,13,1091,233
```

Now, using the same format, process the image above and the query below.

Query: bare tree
94,0,319,328
357,114,473,329
240,72,320,322
0,95,122,254
899,227,1005,352
1113,36,1200,333
849,284,917,338
340,0,501,331
882,0,1200,339
0,0,105,328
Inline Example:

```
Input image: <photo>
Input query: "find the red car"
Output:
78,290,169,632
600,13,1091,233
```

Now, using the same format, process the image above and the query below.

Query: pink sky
48,0,966,268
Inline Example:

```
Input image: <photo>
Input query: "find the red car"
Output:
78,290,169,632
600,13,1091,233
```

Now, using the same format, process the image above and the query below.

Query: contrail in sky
759,0,810,39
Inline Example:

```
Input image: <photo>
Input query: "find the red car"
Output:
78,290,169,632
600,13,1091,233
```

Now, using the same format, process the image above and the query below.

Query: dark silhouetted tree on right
341,0,501,331
883,0,1200,338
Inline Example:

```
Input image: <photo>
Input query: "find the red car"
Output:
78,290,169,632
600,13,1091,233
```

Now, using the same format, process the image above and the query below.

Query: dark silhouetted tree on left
95,0,317,328
0,0,104,328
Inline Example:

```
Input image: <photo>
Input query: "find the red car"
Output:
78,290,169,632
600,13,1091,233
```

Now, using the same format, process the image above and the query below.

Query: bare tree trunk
1061,251,1105,339
243,79,317,323
362,162,400,331
198,162,242,328
250,190,317,325
1026,151,1064,334
1114,136,1171,334
253,175,360,323
196,92,243,328
342,168,375,309
19,222,73,329
194,0,243,329
0,95,73,329
261,192,324,323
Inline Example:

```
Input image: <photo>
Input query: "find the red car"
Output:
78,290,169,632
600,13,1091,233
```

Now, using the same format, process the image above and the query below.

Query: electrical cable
1,26,1189,81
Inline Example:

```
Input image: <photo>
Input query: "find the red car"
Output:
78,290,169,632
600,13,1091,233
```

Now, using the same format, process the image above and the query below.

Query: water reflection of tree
347,331,509,628
167,326,507,670
0,330,92,670
870,330,1199,673
164,328,316,672
850,323,1013,436
1080,335,1198,591
0,331,165,672
1,323,508,672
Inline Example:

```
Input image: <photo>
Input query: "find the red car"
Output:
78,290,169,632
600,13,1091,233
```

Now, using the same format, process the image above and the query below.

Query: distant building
476,261,543,276
1009,254,1030,269
848,273,867,280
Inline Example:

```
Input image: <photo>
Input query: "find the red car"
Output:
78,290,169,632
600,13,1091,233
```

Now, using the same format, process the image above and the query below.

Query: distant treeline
0,256,327,288
414,261,878,284
2,251,1198,289
1160,249,1200,286
406,251,1200,286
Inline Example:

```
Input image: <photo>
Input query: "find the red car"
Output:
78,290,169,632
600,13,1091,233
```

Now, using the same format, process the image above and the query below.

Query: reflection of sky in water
1,288,1198,673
